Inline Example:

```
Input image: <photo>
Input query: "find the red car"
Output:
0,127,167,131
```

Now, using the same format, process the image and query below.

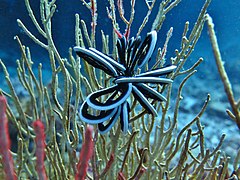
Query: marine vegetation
0,0,239,179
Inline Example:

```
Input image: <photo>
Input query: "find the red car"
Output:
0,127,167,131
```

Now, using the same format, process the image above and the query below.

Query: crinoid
74,31,176,134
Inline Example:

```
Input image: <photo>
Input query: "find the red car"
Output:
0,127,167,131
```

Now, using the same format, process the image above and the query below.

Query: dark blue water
1,0,239,65
0,0,239,94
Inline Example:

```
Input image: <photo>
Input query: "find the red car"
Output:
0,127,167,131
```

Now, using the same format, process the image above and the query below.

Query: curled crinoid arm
137,65,176,77
74,47,119,76
74,30,176,134
79,91,131,134
86,83,132,111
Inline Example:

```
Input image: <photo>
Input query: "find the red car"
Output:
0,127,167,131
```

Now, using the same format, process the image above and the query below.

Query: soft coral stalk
75,126,94,180
33,119,47,180
0,95,17,180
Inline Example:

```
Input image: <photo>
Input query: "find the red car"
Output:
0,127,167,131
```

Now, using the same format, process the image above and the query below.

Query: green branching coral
0,0,239,179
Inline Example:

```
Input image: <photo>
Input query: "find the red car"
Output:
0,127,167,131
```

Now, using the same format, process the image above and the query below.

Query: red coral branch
0,95,17,180
33,120,47,180
75,126,94,180
97,153,114,178
114,28,123,39
135,167,147,180
90,0,97,43
117,172,126,180
124,26,131,41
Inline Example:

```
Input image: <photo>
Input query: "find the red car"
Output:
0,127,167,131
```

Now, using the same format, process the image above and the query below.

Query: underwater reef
0,0,239,179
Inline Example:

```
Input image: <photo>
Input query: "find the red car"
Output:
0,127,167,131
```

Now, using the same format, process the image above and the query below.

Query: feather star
74,31,176,134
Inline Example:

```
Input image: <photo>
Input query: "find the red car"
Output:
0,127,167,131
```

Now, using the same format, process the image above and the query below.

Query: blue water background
0,0,239,68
